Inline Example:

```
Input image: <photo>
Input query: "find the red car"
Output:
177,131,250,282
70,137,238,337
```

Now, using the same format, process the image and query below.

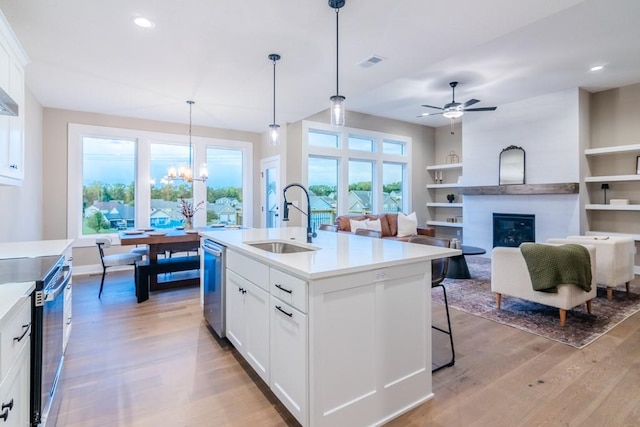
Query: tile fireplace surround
463,192,581,257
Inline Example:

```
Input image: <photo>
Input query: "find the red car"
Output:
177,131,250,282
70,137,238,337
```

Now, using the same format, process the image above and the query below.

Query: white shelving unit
426,163,463,234
584,143,640,272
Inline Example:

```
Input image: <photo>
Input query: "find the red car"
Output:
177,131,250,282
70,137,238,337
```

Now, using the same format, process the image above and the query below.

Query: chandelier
166,100,208,183
329,0,346,127
268,53,281,146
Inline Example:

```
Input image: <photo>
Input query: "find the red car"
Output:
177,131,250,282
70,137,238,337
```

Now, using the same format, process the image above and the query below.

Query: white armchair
546,236,635,300
491,244,597,326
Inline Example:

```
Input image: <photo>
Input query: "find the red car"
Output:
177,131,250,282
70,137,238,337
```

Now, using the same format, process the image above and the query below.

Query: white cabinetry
0,295,30,426
269,270,308,425
426,163,463,231
225,251,270,383
0,12,28,186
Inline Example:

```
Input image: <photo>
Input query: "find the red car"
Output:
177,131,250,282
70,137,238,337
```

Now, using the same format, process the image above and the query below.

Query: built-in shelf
460,183,579,195
585,204,640,211
426,183,461,189
427,221,463,228
426,162,463,171
426,202,462,208
586,230,640,241
584,144,640,156
584,175,640,183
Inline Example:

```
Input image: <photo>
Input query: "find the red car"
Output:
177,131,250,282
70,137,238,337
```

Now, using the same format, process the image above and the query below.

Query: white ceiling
1,0,639,132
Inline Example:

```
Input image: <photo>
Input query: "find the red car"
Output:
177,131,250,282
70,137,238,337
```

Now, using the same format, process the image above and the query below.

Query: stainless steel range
0,255,70,427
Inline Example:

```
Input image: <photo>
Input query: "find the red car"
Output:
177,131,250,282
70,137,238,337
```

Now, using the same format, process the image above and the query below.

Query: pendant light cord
335,7,340,95
187,100,194,173
273,58,277,124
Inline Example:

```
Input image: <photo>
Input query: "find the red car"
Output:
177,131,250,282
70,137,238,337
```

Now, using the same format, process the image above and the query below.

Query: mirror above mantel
499,145,525,185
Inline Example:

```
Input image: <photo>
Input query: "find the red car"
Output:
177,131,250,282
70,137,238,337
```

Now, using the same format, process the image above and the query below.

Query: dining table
119,229,201,291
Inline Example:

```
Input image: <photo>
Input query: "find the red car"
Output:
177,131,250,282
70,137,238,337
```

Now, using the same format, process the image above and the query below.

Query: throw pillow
366,218,382,232
397,212,417,237
350,218,369,234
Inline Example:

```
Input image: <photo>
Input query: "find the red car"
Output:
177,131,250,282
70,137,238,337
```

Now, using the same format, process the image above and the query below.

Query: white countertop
0,281,34,330
200,227,460,280
0,239,74,259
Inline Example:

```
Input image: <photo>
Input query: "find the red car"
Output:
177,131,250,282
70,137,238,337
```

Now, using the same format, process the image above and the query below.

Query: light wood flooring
57,270,640,427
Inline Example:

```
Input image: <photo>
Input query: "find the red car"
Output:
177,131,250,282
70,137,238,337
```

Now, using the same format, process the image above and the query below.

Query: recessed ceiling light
133,16,155,28
590,65,604,72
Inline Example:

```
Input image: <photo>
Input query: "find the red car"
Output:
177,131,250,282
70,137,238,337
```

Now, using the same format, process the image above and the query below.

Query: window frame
302,121,411,216
68,123,253,247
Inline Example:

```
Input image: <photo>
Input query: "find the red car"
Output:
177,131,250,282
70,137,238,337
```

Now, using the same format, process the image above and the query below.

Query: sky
82,138,243,188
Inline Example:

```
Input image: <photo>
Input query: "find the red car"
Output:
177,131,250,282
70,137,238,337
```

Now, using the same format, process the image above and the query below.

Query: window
383,140,405,155
308,157,338,228
348,160,373,214
308,130,339,148
383,162,404,213
149,142,192,229
303,122,410,218
206,148,244,226
348,135,373,152
81,137,136,235
68,124,253,245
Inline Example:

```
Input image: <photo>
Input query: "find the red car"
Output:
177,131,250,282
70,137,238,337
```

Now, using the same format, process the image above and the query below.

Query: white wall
462,88,584,254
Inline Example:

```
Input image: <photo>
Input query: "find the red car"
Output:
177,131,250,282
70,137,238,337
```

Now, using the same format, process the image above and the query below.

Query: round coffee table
446,245,487,279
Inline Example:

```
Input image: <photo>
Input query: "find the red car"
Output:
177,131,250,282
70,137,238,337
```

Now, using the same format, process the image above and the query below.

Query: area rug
433,257,640,349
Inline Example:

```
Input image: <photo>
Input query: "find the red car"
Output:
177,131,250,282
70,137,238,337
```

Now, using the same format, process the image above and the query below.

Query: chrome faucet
282,183,317,243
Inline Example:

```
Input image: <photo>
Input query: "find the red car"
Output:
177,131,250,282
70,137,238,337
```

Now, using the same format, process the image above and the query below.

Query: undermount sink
246,241,318,254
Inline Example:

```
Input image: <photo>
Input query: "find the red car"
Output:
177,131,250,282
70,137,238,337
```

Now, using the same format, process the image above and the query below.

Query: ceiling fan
419,81,497,119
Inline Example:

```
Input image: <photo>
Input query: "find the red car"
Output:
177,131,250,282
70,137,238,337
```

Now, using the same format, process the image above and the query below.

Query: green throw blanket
519,243,592,293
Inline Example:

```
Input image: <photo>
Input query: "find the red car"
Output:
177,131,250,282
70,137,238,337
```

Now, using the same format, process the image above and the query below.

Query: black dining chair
96,237,143,298
408,235,455,372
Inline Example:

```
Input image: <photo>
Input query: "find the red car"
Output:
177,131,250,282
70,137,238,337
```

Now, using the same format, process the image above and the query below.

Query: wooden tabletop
119,229,201,246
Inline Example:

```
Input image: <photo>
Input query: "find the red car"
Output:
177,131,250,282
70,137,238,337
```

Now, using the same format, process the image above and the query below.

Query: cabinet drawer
0,296,30,380
270,269,307,313
227,251,269,291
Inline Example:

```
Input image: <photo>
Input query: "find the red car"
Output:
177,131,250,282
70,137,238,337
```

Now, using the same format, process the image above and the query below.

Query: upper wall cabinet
0,12,28,186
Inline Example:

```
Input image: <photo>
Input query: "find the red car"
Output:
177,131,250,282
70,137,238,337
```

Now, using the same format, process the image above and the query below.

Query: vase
184,217,193,230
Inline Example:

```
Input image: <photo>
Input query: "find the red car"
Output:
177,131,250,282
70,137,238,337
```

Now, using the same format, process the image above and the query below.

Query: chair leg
495,292,502,309
606,287,613,301
626,281,631,294
559,309,567,327
98,267,107,298
432,283,455,373
586,299,592,314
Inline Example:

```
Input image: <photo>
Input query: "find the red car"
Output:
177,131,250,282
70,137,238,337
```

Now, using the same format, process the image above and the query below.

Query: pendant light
167,100,208,183
268,53,281,146
329,0,346,127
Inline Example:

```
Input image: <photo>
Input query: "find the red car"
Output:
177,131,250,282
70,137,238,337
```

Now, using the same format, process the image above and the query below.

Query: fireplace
493,213,535,248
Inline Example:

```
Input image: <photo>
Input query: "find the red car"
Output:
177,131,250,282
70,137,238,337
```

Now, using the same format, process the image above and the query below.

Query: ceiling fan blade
463,106,497,112
421,104,444,110
418,112,444,117
462,98,480,108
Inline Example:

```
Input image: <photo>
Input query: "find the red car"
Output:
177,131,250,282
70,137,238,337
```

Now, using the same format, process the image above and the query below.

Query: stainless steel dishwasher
202,239,226,337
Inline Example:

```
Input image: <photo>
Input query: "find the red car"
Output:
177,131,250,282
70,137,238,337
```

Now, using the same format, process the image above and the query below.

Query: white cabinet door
225,268,270,383
0,336,30,427
270,296,307,425
225,269,246,352
244,280,269,383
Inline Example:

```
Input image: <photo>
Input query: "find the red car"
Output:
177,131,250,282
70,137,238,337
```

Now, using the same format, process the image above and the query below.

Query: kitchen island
200,227,459,427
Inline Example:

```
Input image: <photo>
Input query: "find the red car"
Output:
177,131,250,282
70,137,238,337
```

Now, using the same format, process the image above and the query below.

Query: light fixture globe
268,53,281,146
329,0,346,127
443,109,464,119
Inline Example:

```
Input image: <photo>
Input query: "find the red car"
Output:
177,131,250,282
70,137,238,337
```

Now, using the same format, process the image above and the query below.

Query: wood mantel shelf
460,183,579,195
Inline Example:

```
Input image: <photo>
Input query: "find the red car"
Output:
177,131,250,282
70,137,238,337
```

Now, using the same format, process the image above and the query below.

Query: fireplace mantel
460,183,579,195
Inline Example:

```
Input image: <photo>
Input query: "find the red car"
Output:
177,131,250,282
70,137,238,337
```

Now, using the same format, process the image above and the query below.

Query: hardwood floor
58,271,640,426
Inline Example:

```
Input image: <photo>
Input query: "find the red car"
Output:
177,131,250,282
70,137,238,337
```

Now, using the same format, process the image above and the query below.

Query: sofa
491,243,597,327
334,213,435,242
546,236,635,300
